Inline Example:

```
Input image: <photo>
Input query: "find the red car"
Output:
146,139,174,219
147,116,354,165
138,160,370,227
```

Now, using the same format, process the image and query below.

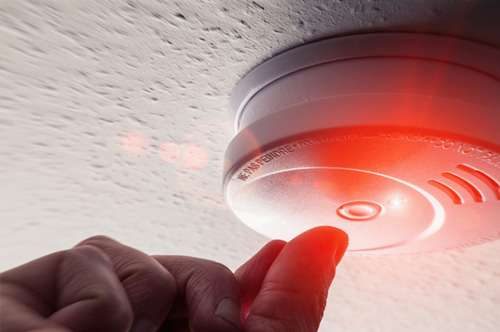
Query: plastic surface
224,33,500,254
231,33,500,130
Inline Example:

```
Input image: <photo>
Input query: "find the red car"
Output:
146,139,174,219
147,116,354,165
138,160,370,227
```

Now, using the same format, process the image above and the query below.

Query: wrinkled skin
0,226,348,332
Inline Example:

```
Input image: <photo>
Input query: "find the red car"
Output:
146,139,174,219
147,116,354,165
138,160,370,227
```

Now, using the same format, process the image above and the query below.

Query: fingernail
215,298,242,330
132,319,157,332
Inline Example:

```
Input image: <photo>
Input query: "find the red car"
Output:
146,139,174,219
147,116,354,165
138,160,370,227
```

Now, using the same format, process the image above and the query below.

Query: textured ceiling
1,1,499,331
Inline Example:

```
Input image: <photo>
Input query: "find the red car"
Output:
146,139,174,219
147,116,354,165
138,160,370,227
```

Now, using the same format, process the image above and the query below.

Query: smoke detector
223,33,500,254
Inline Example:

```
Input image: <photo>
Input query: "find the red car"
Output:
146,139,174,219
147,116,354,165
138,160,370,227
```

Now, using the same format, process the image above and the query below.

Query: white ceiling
1,1,499,331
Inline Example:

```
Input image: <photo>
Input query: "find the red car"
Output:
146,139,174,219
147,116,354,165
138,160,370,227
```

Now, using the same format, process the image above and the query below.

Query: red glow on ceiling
182,144,209,170
120,132,209,171
121,132,148,155
159,142,209,170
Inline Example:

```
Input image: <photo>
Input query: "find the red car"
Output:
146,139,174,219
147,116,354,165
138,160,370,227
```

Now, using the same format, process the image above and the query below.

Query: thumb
244,226,348,332
235,239,287,321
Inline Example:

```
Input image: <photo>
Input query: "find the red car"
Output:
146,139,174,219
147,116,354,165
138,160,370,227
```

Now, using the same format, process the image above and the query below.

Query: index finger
0,246,133,332
78,236,177,332
244,226,348,332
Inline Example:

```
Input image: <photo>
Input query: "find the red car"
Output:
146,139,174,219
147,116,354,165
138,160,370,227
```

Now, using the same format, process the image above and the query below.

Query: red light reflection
181,144,209,170
121,132,148,155
120,132,210,171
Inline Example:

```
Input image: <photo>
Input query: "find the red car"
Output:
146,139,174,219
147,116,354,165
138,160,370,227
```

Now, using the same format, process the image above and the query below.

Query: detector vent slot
442,172,485,203
457,164,500,200
428,180,464,205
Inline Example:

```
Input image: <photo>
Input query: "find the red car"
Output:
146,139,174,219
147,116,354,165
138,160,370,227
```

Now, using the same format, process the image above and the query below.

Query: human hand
0,235,243,332
0,226,348,332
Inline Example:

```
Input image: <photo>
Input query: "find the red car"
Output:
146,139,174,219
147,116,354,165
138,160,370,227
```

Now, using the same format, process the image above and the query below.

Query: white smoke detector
223,33,500,254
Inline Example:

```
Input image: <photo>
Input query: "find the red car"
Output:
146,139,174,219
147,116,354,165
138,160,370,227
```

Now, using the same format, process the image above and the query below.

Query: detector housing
224,33,500,254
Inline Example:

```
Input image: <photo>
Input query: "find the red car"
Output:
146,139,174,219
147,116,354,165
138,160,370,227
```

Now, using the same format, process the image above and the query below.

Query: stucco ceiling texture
1,1,499,331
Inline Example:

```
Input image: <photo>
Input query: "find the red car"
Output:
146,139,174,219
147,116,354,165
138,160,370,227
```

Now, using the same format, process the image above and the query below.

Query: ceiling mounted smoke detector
223,33,500,254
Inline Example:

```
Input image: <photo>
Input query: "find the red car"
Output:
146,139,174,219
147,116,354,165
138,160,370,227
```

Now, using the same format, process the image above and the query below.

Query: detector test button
337,201,382,221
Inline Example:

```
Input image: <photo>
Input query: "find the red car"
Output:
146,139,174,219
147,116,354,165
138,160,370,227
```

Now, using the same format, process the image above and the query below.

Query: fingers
244,226,348,332
235,240,286,321
0,246,133,332
78,236,177,332
51,246,134,332
3,229,347,332
154,256,242,332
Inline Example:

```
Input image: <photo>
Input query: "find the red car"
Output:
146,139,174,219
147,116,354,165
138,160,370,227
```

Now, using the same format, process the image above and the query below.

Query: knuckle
195,260,239,293
62,247,133,331
189,260,240,305
131,264,177,303
65,245,110,266
204,260,234,279
111,259,176,319
78,235,116,247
